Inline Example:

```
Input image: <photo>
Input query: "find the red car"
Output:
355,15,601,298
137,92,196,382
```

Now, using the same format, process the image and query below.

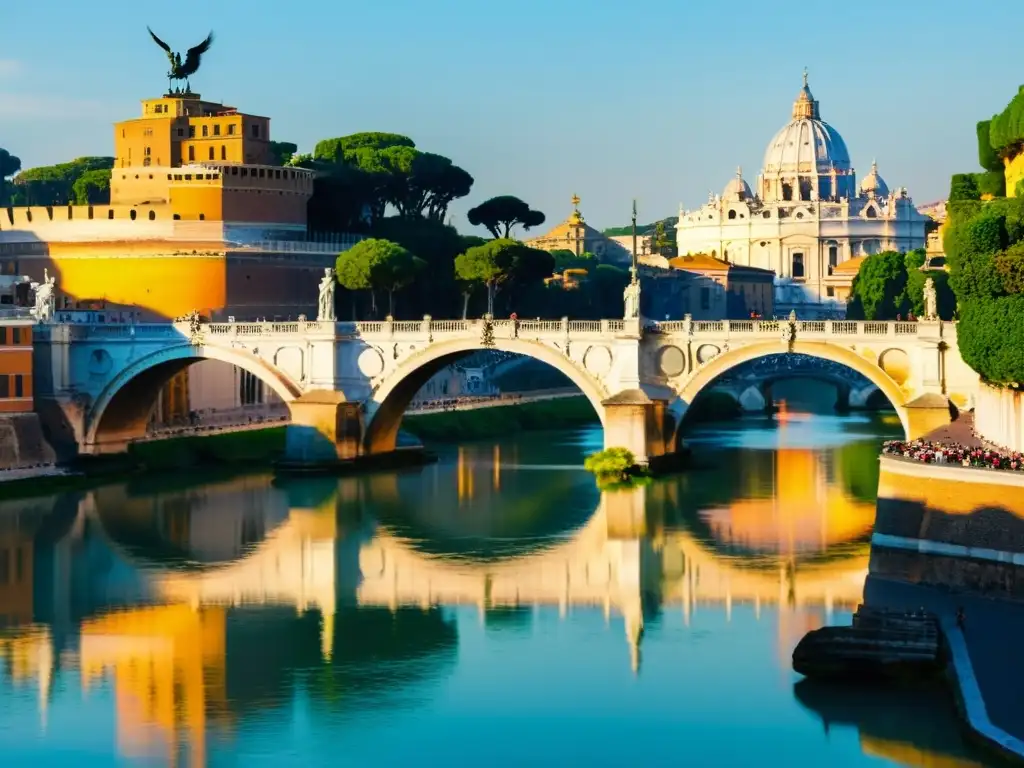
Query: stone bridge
706,352,886,412
33,315,979,465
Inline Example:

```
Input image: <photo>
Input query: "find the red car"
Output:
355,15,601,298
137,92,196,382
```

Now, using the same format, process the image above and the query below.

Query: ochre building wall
0,323,33,413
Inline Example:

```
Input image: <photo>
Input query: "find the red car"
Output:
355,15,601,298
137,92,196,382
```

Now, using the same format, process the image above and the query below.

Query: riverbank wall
402,395,598,442
0,414,56,470
869,456,1024,599
974,382,1024,452
0,397,600,499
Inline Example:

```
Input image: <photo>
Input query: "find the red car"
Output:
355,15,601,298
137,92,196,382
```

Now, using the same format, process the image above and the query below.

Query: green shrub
958,296,1024,384
949,173,980,201
975,170,1007,198
994,241,1024,294
989,85,1024,155
978,120,1003,171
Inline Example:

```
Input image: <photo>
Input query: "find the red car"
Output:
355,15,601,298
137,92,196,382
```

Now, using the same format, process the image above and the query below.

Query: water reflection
0,416,1003,766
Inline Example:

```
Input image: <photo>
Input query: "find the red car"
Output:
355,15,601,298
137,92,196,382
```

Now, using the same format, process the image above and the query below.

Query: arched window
129,210,137,221
148,210,156,221
828,245,839,274
188,146,195,162
728,210,737,220
791,252,805,279
221,145,226,160
208,147,214,160
866,207,877,219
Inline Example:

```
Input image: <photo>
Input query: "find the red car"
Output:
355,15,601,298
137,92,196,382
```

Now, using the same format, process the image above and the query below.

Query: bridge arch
673,341,912,438
364,337,608,455
84,343,302,453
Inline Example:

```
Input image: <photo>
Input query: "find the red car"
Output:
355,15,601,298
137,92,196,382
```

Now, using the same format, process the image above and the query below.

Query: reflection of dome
762,73,852,174
859,160,889,197
722,168,753,201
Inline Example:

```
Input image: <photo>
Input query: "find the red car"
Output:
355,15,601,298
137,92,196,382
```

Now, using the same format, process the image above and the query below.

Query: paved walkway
920,412,989,449
864,576,1024,759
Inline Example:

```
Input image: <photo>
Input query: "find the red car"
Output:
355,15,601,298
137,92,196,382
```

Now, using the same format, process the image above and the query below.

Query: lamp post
630,199,639,283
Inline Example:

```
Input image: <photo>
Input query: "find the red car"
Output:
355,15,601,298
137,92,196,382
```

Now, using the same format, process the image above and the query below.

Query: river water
0,411,1006,767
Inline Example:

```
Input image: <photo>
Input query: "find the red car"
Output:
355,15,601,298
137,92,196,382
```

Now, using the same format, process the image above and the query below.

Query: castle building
0,86,360,428
675,73,929,318
0,91,349,323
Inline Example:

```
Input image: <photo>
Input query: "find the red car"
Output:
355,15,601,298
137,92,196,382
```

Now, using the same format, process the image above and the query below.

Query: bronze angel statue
147,27,214,93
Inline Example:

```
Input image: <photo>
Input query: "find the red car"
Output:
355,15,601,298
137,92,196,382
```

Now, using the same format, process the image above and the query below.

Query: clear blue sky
3,0,1023,233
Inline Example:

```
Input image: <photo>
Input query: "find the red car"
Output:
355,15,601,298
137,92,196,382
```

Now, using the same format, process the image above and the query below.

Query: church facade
675,74,929,318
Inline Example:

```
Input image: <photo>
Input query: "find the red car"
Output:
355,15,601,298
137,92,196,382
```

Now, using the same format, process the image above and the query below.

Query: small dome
859,160,889,197
762,71,852,175
722,167,753,201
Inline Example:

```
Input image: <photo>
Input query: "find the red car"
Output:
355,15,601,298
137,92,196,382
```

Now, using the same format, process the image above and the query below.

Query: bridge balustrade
35,316,950,342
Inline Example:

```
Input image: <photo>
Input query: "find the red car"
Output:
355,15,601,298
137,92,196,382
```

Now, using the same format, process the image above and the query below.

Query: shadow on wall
869,468,1024,599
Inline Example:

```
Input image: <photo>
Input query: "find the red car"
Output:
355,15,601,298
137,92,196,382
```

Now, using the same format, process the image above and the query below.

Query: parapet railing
647,318,952,339
35,317,951,342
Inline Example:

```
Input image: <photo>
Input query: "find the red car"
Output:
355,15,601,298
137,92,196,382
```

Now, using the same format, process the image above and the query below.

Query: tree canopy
846,249,954,321
7,156,113,206
0,148,21,206
307,132,473,231
454,239,554,315
268,141,298,166
335,238,424,318
466,196,545,239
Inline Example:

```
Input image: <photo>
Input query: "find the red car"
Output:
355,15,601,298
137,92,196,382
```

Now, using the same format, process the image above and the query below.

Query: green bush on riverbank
402,396,598,442
128,427,288,470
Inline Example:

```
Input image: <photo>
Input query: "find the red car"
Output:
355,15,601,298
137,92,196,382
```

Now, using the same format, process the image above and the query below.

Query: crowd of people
882,439,1024,472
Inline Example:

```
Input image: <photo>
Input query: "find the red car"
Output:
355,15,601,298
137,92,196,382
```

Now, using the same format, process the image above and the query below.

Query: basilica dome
762,74,851,175
859,160,889,197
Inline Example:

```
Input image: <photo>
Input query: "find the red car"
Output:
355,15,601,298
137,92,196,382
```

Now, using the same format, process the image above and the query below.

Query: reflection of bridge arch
84,343,302,453
674,341,914,439
100,481,870,621
365,337,607,454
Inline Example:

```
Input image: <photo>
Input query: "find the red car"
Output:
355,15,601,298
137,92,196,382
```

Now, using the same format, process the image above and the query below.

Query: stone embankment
0,414,57,471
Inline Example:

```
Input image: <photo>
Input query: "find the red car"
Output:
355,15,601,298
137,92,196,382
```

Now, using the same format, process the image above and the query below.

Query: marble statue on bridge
623,279,640,320
31,269,56,323
318,268,336,322
923,277,937,320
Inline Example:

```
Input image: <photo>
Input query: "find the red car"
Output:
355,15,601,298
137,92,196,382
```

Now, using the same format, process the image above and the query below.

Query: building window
213,124,221,136
208,147,215,160
828,245,838,274
13,375,22,398
792,252,805,279
728,210,737,220
148,210,156,221
199,213,205,220
826,286,835,298
0,376,8,398
700,287,710,311
177,128,184,137
202,125,209,137
189,126,196,138
221,145,227,160
866,207,878,219
782,183,793,201
188,146,195,162
251,124,260,138
228,124,236,135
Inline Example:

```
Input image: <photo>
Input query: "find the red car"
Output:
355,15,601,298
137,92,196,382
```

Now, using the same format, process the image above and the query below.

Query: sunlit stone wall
974,382,1024,452
870,457,1024,599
